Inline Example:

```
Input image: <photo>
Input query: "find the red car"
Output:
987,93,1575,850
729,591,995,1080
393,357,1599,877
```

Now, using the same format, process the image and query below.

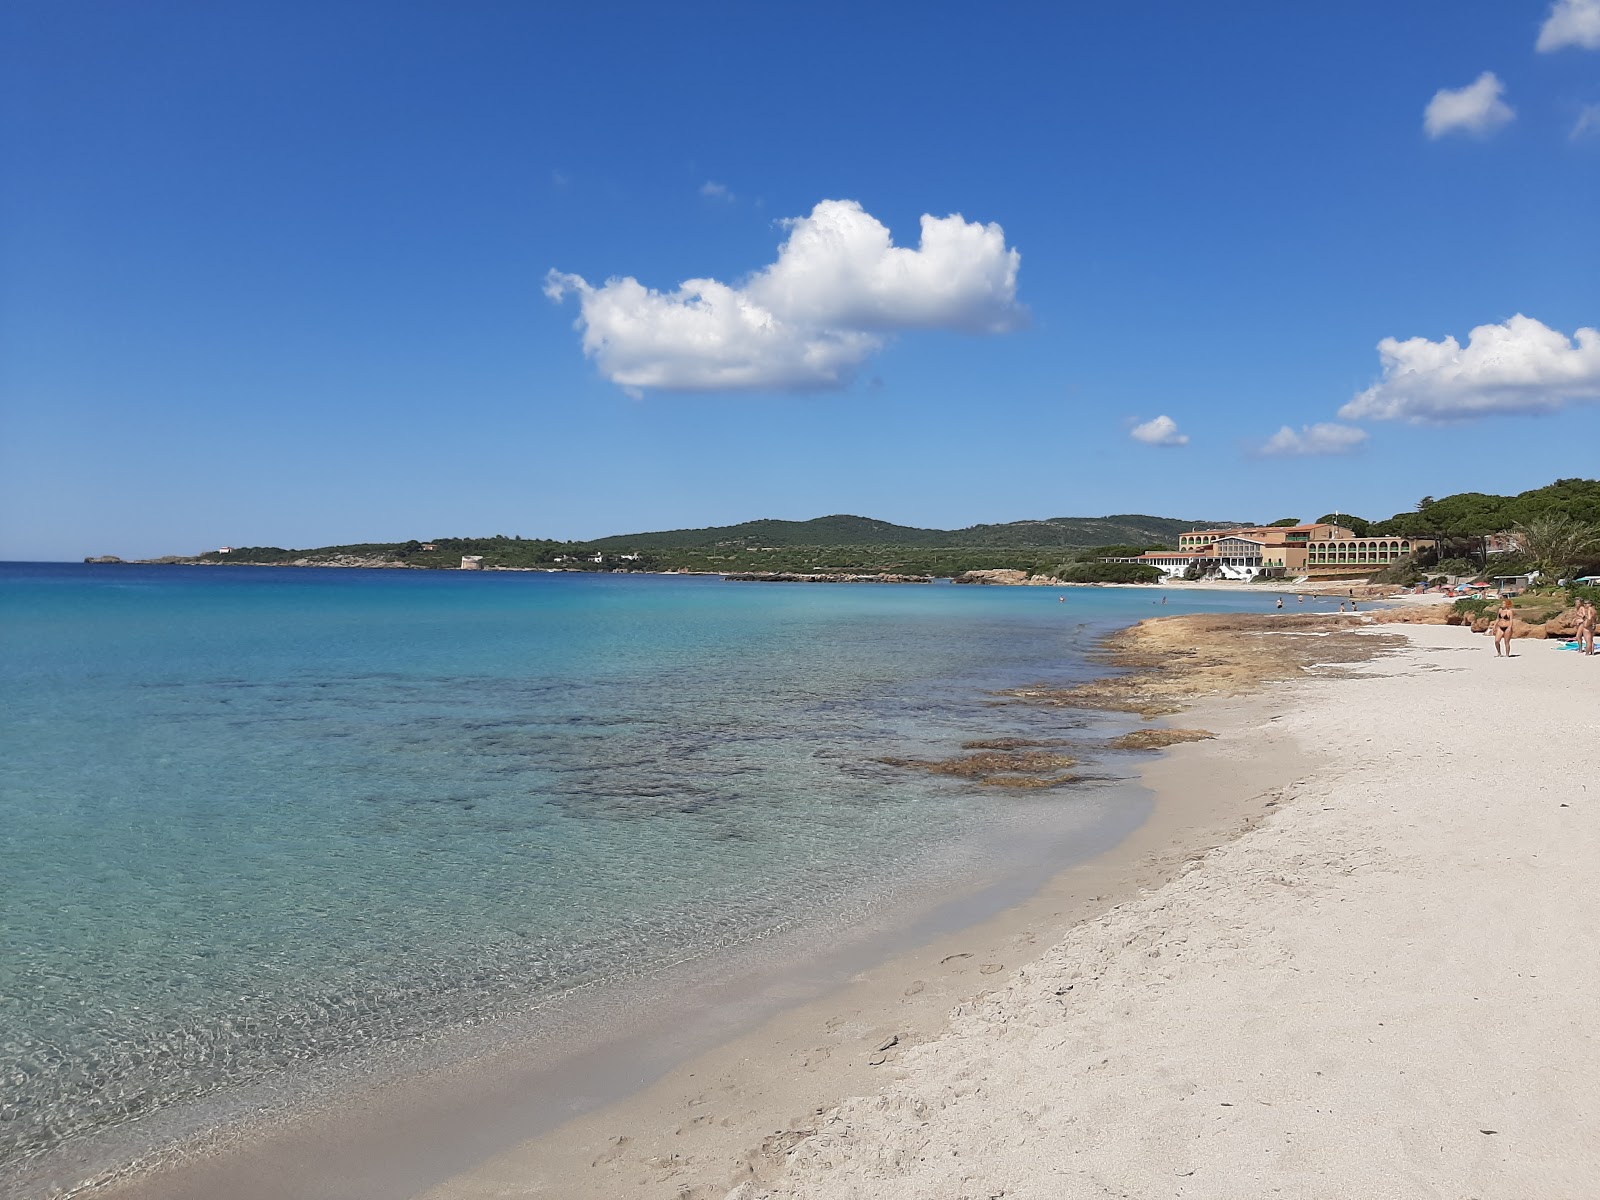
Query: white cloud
1259,423,1369,456
1572,104,1600,139
700,180,733,200
1339,314,1600,423
1129,415,1189,446
545,199,1024,394
1424,72,1515,138
1538,0,1600,50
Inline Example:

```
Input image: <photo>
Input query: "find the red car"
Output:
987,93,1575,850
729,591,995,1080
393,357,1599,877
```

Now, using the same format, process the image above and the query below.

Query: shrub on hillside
1053,562,1165,584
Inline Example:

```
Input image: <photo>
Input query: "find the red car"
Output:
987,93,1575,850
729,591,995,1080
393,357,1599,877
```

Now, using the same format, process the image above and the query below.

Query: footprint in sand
980,963,1004,974
940,952,972,965
903,980,925,996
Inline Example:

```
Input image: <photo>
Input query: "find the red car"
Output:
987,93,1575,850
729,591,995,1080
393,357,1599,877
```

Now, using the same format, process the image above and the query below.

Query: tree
1512,515,1600,581
1317,512,1371,537
1268,517,1302,527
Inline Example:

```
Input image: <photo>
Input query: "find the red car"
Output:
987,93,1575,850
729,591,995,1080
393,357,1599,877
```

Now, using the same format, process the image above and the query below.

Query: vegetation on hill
1370,478,1600,539
1317,512,1372,536
176,479,1600,583
587,513,1236,552
1366,479,1600,580
1052,561,1166,584
193,517,1218,577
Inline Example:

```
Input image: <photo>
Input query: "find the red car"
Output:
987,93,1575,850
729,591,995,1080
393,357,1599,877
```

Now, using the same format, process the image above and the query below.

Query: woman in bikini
1493,597,1516,657
1579,596,1596,656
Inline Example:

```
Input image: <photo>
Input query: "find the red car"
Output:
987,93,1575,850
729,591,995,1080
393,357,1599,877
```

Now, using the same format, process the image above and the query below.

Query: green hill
147,478,1600,580
588,513,1241,552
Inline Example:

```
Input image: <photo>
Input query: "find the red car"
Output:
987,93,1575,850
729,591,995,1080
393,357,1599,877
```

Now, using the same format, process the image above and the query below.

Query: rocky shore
951,569,1064,585
1373,600,1591,640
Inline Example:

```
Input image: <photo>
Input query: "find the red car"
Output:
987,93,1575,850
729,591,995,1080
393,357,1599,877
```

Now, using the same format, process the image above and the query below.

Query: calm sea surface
0,564,1285,1190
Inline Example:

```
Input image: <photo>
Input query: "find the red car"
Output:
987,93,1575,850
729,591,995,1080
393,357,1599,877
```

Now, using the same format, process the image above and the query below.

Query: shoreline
62,559,1419,599
737,623,1600,1198
420,684,1318,1200
408,613,1408,1199
66,611,1413,1200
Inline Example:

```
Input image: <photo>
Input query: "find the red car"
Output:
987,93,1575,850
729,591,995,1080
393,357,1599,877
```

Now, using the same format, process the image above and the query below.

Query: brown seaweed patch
998,613,1404,720
959,737,1075,751
1108,728,1215,751
1003,685,1185,718
879,749,1080,789
977,773,1081,789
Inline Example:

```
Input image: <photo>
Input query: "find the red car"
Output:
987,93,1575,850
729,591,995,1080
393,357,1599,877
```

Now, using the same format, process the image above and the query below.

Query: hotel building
1107,523,1428,581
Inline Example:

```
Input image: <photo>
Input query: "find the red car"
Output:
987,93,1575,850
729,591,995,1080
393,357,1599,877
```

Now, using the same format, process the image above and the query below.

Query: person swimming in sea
1276,596,1284,609
1493,597,1516,657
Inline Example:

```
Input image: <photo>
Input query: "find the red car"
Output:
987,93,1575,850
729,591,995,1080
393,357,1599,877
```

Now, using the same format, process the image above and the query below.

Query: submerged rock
879,748,1080,789
1108,728,1216,751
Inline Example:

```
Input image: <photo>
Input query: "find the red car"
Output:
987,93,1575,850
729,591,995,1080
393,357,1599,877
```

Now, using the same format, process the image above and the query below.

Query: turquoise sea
0,564,1287,1193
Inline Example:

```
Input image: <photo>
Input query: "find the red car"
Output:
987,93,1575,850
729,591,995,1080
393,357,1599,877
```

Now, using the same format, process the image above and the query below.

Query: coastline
732,622,1600,1198
70,608,1552,1200
404,614,1413,1199
64,608,1365,1200
417,684,1315,1200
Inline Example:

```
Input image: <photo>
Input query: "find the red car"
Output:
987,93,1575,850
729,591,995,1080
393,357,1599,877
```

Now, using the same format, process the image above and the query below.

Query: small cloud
1339,314,1600,423
1129,415,1189,446
1538,0,1600,51
551,169,571,187
700,180,734,201
546,199,1024,394
1424,72,1515,139
1572,104,1600,140
1259,423,1369,456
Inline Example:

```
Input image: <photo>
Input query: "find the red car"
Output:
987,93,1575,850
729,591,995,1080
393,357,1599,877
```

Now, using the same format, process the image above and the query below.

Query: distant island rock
83,555,124,564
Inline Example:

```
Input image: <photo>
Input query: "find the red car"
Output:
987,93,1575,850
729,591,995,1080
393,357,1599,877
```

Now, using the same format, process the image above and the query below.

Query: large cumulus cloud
545,200,1024,395
1339,314,1600,423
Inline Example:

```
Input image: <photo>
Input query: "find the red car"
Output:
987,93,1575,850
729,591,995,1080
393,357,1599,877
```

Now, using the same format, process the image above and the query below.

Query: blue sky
3,0,1597,559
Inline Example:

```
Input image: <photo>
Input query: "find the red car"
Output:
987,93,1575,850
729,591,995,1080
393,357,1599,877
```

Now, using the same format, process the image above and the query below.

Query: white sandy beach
725,624,1600,1199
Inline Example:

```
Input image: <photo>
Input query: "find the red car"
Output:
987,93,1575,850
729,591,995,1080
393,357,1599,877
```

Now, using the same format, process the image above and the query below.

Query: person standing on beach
1579,596,1596,656
1494,597,1517,657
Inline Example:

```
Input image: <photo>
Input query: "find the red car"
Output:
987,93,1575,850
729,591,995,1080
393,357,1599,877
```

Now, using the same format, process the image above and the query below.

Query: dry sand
724,624,1600,1200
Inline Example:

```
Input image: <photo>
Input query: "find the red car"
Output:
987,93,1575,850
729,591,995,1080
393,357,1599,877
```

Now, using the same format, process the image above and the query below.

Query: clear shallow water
0,564,1285,1189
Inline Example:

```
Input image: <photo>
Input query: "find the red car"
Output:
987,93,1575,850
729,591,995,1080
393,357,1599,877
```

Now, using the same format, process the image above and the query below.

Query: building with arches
1105,523,1430,581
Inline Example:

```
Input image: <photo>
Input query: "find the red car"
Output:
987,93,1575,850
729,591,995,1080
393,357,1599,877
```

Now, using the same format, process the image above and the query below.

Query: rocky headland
951,569,1064,586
